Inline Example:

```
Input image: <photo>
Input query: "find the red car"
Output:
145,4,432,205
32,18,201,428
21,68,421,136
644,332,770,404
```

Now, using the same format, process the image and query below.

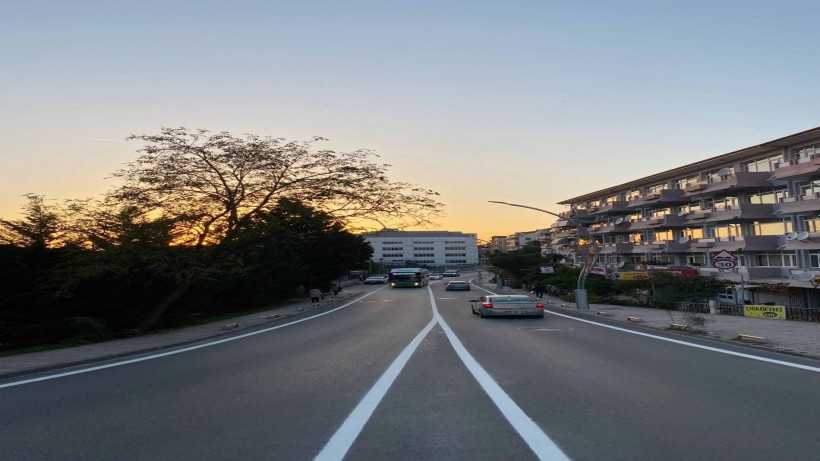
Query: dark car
363,276,388,284
445,281,471,291
442,270,460,277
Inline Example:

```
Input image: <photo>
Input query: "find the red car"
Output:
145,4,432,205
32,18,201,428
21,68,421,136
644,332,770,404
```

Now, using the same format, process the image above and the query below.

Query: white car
364,276,388,284
429,274,442,280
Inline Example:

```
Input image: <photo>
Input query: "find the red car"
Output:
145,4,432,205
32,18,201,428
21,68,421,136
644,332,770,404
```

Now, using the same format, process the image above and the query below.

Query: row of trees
0,128,444,351
485,242,735,305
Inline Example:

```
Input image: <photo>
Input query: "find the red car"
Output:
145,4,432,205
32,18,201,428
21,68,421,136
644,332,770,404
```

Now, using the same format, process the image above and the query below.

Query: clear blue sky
2,0,819,240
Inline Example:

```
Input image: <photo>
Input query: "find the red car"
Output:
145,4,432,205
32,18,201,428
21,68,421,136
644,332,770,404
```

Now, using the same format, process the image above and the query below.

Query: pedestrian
533,282,546,299
332,283,342,296
309,287,323,306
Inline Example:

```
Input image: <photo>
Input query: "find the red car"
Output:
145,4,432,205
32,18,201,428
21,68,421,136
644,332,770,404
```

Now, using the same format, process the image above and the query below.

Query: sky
2,0,819,241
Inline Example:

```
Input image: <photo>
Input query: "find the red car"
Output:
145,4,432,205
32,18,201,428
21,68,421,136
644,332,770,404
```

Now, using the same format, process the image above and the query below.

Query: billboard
743,304,785,320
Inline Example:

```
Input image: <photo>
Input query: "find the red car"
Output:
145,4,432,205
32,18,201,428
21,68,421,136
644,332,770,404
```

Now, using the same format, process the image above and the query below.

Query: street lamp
489,200,599,310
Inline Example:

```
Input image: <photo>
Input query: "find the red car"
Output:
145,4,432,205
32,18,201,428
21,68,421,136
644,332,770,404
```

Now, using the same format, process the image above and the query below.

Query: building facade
361,230,479,268
548,127,820,309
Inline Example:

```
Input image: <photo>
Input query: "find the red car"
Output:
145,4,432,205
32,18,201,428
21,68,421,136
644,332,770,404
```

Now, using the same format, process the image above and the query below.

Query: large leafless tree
113,127,444,247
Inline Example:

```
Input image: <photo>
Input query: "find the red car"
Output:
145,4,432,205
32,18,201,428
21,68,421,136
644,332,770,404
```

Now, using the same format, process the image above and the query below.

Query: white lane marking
545,310,820,373
0,288,388,389
472,284,820,373
428,288,570,461
314,318,437,461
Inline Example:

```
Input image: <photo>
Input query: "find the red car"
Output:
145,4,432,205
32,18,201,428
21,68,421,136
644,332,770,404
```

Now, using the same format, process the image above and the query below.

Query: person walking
533,282,546,299
331,283,342,297
309,287,323,306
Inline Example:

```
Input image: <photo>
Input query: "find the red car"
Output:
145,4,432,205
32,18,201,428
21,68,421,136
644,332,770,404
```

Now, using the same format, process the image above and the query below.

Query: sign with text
710,250,737,271
540,266,555,274
619,271,650,281
743,304,786,320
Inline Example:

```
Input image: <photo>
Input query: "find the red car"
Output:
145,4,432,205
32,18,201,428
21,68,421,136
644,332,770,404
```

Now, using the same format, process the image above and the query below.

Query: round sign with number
713,260,736,270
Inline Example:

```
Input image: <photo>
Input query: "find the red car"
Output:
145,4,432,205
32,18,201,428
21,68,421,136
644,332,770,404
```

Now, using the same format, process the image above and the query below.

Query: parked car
442,270,460,277
364,276,388,284
445,281,471,291
470,294,544,318
429,273,442,280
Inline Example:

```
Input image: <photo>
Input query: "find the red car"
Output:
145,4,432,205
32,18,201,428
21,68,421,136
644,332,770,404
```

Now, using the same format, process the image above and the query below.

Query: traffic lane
0,287,434,461
436,295,820,461
346,321,538,461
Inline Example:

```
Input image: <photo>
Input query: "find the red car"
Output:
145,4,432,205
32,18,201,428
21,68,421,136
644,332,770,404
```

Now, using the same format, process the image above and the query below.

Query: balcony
627,189,691,208
770,155,820,180
599,242,634,254
631,242,663,254
683,172,773,197
647,213,687,228
779,231,820,251
589,220,632,235
590,201,631,215
559,209,598,224
687,238,715,252
774,191,820,215
683,208,713,224
704,204,775,222
707,235,780,252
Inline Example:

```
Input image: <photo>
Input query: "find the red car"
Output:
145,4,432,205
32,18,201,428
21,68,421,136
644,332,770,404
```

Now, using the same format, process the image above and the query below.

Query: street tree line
0,128,443,351
485,242,735,306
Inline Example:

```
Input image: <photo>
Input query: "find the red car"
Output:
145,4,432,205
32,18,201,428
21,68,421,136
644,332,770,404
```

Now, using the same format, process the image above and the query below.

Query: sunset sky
2,0,819,241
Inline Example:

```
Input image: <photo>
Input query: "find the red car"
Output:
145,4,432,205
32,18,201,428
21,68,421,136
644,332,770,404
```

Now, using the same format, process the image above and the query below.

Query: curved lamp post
489,200,599,310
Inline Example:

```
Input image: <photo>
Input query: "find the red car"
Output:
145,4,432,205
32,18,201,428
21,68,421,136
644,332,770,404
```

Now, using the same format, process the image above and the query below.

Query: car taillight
483,303,493,308
536,303,544,308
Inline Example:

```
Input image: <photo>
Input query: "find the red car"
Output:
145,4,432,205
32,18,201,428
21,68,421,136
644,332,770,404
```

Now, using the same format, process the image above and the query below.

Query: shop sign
743,304,786,320
620,271,649,281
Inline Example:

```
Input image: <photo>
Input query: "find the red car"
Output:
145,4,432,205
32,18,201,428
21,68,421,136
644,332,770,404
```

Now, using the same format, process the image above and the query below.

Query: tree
114,128,444,247
487,242,560,286
0,194,63,249
106,127,440,330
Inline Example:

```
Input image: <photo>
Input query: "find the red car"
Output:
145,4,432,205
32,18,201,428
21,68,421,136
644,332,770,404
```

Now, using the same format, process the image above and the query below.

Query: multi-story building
549,127,820,308
504,230,544,252
361,230,479,268
489,236,507,252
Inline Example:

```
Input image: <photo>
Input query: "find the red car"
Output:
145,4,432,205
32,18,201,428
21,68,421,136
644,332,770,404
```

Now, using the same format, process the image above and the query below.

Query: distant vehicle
363,276,388,284
444,280,471,291
442,270,460,277
429,273,442,280
388,268,430,287
470,294,544,318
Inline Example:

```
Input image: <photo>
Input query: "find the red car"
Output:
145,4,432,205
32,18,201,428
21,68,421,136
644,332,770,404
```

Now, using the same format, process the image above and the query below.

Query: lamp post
489,200,599,310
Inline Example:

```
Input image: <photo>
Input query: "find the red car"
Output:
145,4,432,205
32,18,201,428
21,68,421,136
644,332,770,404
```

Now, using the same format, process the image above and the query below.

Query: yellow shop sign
619,271,649,281
743,304,785,320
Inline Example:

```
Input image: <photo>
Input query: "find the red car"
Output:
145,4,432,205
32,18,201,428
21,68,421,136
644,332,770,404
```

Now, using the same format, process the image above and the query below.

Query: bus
388,268,430,287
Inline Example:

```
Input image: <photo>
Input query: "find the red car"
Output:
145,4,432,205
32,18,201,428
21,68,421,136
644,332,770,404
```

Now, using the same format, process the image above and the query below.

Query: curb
0,292,362,380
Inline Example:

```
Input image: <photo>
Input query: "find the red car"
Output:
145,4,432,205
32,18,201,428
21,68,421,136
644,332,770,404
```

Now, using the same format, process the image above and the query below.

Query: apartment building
549,127,820,309
361,230,479,268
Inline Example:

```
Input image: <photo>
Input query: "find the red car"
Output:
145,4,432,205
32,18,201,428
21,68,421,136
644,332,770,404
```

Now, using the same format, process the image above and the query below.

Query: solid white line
314,317,437,461
428,288,570,461
545,310,820,373
0,289,387,389
472,283,820,374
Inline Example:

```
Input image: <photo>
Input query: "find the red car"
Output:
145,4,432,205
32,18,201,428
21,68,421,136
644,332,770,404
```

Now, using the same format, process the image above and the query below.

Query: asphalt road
2,278,820,460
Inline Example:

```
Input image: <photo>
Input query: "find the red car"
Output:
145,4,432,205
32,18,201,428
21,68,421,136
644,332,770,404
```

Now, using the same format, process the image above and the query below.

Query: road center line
428,287,571,461
314,317,437,461
0,288,387,389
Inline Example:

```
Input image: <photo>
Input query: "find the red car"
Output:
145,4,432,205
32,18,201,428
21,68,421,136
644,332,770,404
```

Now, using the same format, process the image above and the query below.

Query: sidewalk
479,278,820,359
0,290,361,380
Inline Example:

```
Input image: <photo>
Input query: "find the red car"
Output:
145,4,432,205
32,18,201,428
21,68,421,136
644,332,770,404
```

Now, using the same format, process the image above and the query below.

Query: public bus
388,268,430,287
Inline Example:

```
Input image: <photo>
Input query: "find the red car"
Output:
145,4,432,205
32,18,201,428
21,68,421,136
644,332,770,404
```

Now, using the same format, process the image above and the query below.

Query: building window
445,246,466,250
681,227,705,240
414,253,434,257
649,208,671,218
791,143,820,163
645,184,665,195
810,252,820,268
704,196,738,211
413,246,434,250
648,230,673,241
687,254,706,266
804,217,820,233
708,223,742,238
383,253,404,257
445,253,466,257
797,179,820,198
383,246,403,251
676,176,700,190
754,252,796,267
751,220,792,236
678,203,702,215
747,188,788,204
744,153,784,172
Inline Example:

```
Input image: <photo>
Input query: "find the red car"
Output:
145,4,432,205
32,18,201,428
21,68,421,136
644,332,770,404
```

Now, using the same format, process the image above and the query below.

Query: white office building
360,230,479,268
